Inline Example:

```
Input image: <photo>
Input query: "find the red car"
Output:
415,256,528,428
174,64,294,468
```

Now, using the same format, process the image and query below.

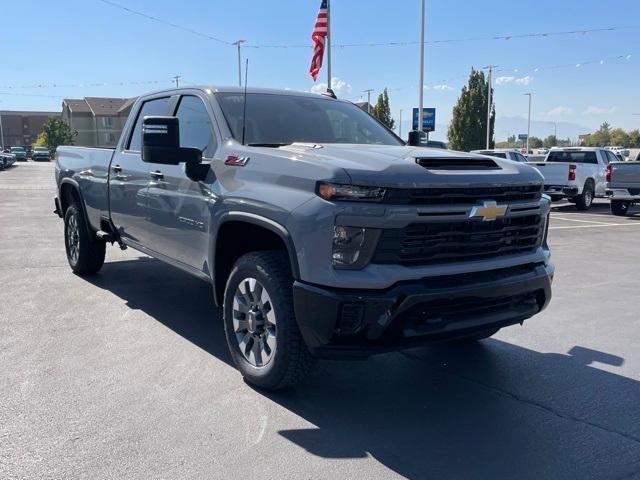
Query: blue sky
1,0,638,140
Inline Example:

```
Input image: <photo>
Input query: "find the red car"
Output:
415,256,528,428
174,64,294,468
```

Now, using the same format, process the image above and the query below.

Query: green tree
41,117,76,154
371,88,395,130
628,129,640,148
610,128,630,147
32,132,47,148
507,134,516,144
448,68,495,151
587,122,611,147
543,135,558,148
529,136,544,149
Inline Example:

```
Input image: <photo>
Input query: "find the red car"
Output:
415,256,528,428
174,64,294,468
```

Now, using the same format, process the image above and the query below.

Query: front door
109,96,175,247
145,95,219,272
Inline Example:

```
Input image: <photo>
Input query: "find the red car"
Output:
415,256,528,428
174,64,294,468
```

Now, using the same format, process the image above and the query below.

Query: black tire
64,203,106,275
223,251,315,390
453,327,500,343
611,200,631,216
574,183,594,211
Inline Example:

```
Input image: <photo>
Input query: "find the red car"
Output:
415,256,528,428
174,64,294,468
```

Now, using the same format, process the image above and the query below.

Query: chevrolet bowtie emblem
469,200,508,222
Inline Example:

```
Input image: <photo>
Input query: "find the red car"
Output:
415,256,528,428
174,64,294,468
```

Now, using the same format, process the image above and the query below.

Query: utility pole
485,64,494,149
418,0,425,133
363,89,373,113
525,93,532,153
173,75,182,88
554,122,557,139
399,109,403,138
232,40,246,87
326,0,332,93
0,106,4,150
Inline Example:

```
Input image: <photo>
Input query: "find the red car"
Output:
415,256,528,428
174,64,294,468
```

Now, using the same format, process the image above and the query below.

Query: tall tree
628,129,640,148
448,68,495,151
543,135,558,148
41,118,76,154
610,128,630,147
371,88,395,130
587,122,612,147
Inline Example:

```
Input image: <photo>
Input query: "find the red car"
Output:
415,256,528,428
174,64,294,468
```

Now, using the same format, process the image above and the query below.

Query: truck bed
609,162,640,189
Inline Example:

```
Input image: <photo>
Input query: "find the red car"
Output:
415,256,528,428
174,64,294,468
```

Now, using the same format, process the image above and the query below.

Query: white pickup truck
529,147,616,210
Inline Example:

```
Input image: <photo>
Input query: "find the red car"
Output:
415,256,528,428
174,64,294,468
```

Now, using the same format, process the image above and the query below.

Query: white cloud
310,77,352,96
496,75,533,86
515,76,533,86
432,84,453,91
583,105,617,115
547,106,573,116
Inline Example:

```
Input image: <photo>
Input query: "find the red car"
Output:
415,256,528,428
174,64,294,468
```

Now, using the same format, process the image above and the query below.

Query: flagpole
326,0,332,93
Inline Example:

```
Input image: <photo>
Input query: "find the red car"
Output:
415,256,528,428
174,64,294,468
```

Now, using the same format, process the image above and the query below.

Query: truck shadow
87,258,640,479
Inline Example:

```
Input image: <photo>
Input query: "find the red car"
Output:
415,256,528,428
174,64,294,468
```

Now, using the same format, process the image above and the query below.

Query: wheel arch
211,212,300,307
59,179,93,237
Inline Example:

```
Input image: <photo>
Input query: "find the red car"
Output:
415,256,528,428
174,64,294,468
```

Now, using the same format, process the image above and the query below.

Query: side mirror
141,116,202,165
407,130,426,147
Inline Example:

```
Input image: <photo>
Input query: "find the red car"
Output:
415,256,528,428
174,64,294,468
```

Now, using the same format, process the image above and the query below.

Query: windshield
34,147,48,152
547,150,597,164
11,147,25,152
216,93,403,146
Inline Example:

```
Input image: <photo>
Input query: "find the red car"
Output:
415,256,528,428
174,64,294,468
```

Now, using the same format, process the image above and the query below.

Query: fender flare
58,178,93,237
214,211,300,279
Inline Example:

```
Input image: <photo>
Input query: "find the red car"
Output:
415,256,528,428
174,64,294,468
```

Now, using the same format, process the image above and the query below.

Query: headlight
332,226,380,270
317,182,386,202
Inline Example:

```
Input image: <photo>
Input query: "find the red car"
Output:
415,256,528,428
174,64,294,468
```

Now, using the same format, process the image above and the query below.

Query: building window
102,117,114,127
104,133,116,144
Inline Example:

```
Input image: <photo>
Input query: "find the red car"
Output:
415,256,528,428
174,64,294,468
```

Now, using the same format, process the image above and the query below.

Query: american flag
309,0,328,81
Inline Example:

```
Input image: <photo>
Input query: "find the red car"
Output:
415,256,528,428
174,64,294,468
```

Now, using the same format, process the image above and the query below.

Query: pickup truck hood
277,143,543,188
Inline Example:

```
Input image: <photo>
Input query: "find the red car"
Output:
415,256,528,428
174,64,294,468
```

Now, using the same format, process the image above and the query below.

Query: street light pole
0,112,4,150
418,0,425,133
363,89,373,113
485,64,494,149
399,109,403,138
525,93,532,153
232,40,246,87
173,75,182,88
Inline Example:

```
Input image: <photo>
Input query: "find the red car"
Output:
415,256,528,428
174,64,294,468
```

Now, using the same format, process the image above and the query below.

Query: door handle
111,164,122,173
150,170,164,180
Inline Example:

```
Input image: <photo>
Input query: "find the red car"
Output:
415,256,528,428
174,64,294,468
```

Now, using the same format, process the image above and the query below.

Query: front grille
384,185,542,205
373,215,544,266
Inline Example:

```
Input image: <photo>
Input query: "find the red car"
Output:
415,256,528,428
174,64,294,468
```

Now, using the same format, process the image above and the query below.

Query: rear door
109,96,175,246
144,94,219,271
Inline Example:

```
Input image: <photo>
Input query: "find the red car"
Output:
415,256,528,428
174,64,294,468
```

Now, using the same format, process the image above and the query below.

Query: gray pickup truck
606,161,640,215
54,86,554,389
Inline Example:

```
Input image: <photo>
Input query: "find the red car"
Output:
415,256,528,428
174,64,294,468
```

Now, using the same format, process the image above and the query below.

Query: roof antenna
241,59,249,145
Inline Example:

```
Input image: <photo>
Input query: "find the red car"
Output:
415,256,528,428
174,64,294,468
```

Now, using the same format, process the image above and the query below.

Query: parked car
54,86,554,390
605,146,630,160
525,155,546,163
471,149,529,163
0,152,16,169
528,147,613,210
606,160,640,215
31,147,51,161
425,140,447,149
10,146,27,161
537,148,549,155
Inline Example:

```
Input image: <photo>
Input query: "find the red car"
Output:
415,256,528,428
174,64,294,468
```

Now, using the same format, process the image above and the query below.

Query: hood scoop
416,157,501,171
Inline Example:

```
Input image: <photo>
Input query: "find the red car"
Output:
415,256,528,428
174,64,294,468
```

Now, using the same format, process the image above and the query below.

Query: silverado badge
469,200,508,222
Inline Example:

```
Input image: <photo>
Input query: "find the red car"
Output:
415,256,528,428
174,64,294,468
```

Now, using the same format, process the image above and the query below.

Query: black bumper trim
293,263,553,358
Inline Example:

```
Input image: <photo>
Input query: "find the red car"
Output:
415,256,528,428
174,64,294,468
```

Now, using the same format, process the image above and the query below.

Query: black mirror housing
141,116,202,165
407,130,426,147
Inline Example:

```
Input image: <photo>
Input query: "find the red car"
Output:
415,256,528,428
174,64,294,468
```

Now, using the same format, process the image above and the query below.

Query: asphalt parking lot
2,162,640,479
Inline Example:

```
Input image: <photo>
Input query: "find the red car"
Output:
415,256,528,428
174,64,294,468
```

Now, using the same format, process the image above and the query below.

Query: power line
96,0,232,45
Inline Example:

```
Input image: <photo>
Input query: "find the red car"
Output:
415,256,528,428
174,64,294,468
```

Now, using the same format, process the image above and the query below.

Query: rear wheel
611,200,631,216
223,251,315,390
574,184,594,211
64,203,105,275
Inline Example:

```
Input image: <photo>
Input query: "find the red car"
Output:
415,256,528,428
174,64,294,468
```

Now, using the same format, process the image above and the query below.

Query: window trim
173,94,219,160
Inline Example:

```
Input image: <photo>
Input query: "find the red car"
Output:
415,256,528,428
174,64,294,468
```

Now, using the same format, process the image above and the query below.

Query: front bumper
293,262,554,358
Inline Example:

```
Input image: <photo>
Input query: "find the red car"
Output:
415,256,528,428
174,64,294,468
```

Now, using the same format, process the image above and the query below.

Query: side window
515,153,527,162
605,151,618,164
127,97,173,151
175,96,216,157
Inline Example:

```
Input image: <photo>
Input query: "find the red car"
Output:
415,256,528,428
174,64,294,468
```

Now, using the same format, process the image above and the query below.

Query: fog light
332,226,380,270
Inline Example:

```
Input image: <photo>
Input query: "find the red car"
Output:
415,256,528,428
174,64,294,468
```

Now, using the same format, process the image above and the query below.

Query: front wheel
611,200,631,216
223,251,315,390
574,184,594,211
64,203,105,275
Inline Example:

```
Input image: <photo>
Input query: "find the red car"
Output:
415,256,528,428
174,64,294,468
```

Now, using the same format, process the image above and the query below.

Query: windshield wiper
247,143,292,148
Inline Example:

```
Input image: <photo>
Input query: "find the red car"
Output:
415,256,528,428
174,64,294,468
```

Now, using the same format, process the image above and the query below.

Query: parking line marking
550,222,640,230
551,216,616,225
